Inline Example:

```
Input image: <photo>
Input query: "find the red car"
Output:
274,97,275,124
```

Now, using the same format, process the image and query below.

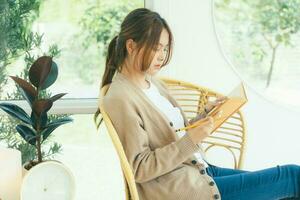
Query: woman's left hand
204,95,228,114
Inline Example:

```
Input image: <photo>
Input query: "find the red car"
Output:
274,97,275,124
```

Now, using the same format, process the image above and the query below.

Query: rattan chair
97,77,246,200
160,77,246,169
98,84,139,200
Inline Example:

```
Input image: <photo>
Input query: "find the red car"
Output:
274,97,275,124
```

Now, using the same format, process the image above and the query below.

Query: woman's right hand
187,116,214,144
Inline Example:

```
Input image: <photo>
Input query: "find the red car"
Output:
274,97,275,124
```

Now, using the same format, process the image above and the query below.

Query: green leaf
41,60,58,90
41,117,73,141
31,111,48,129
0,103,32,125
29,56,52,89
275,34,282,42
47,116,73,127
40,112,48,128
16,125,37,146
10,76,37,106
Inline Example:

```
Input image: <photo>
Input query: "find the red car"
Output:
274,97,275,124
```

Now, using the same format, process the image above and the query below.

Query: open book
206,82,248,132
176,82,247,133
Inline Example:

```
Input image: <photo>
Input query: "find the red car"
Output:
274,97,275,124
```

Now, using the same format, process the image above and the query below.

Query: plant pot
20,160,75,200
22,160,39,178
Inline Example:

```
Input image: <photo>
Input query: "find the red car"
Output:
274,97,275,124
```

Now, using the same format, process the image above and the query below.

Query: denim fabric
206,164,300,200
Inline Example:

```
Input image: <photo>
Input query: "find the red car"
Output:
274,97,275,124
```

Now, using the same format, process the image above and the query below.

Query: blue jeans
206,164,300,200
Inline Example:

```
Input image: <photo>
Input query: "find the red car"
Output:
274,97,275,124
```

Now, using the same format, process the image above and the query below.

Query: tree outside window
214,0,300,112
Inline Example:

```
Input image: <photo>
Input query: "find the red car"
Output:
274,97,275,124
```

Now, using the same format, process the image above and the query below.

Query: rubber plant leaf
32,99,53,117
10,76,37,107
50,93,66,102
41,117,73,141
29,56,52,89
41,60,58,90
31,111,48,130
0,103,32,125
16,124,37,146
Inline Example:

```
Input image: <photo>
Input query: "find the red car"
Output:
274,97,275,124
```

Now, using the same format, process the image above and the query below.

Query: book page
228,83,247,99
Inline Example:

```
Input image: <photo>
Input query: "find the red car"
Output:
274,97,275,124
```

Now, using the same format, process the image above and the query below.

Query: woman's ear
125,39,137,55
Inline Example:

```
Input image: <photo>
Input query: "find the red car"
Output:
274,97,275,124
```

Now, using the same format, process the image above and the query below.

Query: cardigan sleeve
103,97,200,183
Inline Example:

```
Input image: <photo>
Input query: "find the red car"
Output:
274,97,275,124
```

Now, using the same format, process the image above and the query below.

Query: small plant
0,56,73,170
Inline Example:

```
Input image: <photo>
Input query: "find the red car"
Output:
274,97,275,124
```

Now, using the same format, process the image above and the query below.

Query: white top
142,80,208,168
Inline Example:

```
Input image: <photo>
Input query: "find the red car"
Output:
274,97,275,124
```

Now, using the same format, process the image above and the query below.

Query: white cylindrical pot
20,161,75,200
0,147,22,200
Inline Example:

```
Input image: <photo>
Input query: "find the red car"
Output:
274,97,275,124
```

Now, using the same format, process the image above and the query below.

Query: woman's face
146,28,170,75
126,28,169,76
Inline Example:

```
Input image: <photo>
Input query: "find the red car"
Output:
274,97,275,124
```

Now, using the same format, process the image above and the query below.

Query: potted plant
0,56,73,170
0,56,76,199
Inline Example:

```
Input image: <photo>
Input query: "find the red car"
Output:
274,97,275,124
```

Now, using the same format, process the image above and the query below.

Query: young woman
98,8,300,200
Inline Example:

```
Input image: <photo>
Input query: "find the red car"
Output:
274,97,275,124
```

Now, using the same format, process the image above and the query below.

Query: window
0,0,144,198
213,0,300,112
1,0,144,100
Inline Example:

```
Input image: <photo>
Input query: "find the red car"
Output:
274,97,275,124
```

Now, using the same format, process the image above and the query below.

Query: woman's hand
189,112,207,124
204,95,228,114
189,96,227,124
187,109,223,144
187,116,214,144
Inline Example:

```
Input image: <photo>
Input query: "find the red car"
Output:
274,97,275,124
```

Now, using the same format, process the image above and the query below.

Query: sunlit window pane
47,114,124,199
1,0,144,100
214,0,300,112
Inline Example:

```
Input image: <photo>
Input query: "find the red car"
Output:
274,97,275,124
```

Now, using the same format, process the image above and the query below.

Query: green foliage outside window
215,0,300,88
79,1,140,56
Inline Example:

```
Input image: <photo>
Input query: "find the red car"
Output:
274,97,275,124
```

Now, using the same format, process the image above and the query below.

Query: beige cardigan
103,73,221,200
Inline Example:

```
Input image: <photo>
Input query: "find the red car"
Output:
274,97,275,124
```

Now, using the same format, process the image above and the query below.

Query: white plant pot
20,161,75,200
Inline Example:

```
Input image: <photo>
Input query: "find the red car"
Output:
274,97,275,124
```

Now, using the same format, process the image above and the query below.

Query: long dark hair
95,8,173,128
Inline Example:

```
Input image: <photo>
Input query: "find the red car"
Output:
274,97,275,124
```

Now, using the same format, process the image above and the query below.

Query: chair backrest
97,78,246,199
160,77,246,169
98,84,139,200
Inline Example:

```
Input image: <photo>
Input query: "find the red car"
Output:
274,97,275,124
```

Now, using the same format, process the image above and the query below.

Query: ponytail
95,35,119,129
101,35,119,87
